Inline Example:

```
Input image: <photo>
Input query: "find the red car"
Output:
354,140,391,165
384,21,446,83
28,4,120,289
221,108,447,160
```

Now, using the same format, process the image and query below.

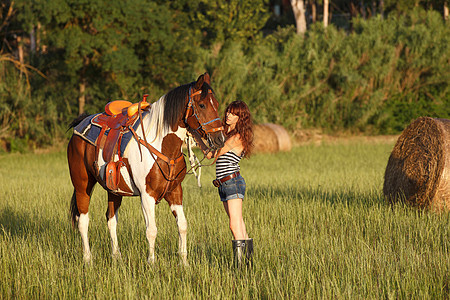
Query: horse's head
184,73,225,150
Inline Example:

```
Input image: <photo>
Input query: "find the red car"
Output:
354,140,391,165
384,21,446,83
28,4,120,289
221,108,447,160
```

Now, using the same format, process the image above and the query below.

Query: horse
67,73,225,265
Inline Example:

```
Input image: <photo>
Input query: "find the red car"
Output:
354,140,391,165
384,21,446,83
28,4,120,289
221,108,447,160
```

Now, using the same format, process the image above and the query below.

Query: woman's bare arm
207,134,243,159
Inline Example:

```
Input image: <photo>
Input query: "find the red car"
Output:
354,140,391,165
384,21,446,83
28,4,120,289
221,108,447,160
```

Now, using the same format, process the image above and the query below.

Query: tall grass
0,141,448,299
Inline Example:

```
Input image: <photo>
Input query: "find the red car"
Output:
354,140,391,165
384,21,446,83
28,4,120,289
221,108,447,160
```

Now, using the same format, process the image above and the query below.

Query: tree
190,0,270,47
15,0,198,114
444,1,449,20
323,0,329,27
290,0,307,34
383,0,432,13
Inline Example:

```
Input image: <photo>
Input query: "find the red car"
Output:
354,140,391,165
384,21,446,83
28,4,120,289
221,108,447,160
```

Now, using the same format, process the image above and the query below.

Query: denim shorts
218,175,246,202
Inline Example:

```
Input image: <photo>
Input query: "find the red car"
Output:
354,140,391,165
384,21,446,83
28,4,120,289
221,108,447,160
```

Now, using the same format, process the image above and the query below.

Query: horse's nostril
215,135,225,148
207,132,225,149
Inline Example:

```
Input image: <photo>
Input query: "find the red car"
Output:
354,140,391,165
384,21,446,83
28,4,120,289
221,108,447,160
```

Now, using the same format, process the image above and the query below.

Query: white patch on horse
107,212,121,259
210,98,218,113
119,165,138,194
78,213,92,263
141,193,158,263
170,204,188,264
174,126,187,148
97,149,107,181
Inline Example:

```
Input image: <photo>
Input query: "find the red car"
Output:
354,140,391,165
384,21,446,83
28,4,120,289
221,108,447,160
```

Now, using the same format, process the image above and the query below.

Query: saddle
93,95,150,193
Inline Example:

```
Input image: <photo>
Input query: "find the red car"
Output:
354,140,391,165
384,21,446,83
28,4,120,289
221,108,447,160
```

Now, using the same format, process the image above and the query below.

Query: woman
206,100,254,267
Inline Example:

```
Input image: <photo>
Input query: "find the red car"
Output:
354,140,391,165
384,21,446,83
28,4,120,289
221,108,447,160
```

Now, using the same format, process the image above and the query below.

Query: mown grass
0,141,448,299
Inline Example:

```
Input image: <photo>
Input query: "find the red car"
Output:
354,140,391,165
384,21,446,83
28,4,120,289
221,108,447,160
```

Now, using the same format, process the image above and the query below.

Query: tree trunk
78,80,86,115
323,0,329,27
311,1,317,23
379,0,385,18
17,36,24,80
445,2,449,21
30,27,36,54
290,0,307,35
37,23,41,53
360,0,367,19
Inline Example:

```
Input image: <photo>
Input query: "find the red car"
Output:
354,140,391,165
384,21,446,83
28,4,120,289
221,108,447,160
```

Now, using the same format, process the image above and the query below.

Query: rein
184,147,216,175
185,127,220,171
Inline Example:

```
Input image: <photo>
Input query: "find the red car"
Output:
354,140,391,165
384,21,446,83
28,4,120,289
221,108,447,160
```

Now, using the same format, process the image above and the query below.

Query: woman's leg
223,198,248,240
223,200,248,239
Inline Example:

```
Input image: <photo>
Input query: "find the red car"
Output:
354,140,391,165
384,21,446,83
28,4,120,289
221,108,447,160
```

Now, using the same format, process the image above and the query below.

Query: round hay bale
263,123,292,151
253,124,278,153
253,123,292,153
383,117,450,212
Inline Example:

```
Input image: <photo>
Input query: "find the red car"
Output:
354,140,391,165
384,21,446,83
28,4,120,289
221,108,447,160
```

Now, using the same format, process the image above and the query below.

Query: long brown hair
224,100,254,157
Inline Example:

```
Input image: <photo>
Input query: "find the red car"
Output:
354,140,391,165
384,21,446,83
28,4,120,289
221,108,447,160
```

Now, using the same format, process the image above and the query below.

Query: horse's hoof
147,256,156,264
180,254,189,266
83,255,92,267
181,260,189,267
112,252,122,262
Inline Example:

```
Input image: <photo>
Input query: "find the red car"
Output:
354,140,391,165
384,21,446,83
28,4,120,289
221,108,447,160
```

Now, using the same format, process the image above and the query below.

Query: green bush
0,55,62,151
197,9,450,134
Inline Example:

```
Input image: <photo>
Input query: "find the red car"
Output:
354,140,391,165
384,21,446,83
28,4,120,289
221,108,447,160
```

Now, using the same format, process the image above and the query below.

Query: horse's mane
67,112,91,131
144,80,214,141
144,83,192,141
164,83,192,130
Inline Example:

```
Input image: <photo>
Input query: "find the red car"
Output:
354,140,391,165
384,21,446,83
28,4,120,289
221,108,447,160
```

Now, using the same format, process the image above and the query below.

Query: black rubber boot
232,240,246,268
245,238,253,267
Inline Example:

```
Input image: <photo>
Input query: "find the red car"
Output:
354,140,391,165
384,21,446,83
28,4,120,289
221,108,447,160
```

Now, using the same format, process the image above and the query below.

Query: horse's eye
199,104,206,109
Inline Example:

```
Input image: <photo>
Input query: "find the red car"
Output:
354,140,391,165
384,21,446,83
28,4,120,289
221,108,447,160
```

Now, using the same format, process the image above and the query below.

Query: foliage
0,2,449,151
0,53,58,150
15,0,200,112
383,0,448,14
193,0,270,47
197,9,450,134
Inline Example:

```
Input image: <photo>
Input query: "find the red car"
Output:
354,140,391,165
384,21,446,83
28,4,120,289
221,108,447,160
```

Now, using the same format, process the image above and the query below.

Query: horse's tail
67,113,90,132
70,191,79,228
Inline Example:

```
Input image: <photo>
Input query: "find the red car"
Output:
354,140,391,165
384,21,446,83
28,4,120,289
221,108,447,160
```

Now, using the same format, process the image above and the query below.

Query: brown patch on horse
67,135,98,215
106,192,122,220
165,183,183,207
145,133,187,203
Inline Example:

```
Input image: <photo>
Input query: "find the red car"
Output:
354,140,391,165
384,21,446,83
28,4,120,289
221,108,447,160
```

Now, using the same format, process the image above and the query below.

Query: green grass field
0,141,448,299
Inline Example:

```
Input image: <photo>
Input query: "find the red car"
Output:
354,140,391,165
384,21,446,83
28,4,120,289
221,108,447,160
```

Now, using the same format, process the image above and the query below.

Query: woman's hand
206,151,213,159
205,149,219,159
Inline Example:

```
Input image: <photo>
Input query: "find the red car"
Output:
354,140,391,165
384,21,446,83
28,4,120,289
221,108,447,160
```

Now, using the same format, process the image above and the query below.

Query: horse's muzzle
208,131,225,150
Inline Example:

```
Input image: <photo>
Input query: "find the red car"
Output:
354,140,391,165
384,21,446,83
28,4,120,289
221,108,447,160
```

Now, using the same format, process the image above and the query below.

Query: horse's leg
165,184,188,265
78,212,92,263
68,136,97,264
140,192,158,263
106,192,123,260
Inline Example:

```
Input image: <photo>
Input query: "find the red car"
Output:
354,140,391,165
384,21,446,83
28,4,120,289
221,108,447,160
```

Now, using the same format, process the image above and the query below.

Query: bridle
184,86,224,140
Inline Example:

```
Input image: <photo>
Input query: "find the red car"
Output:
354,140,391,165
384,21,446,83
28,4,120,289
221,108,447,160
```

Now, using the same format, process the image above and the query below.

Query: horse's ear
202,72,211,84
194,72,210,90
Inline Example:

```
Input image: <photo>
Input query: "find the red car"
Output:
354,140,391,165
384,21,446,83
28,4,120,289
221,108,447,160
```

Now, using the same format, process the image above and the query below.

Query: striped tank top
215,151,243,179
